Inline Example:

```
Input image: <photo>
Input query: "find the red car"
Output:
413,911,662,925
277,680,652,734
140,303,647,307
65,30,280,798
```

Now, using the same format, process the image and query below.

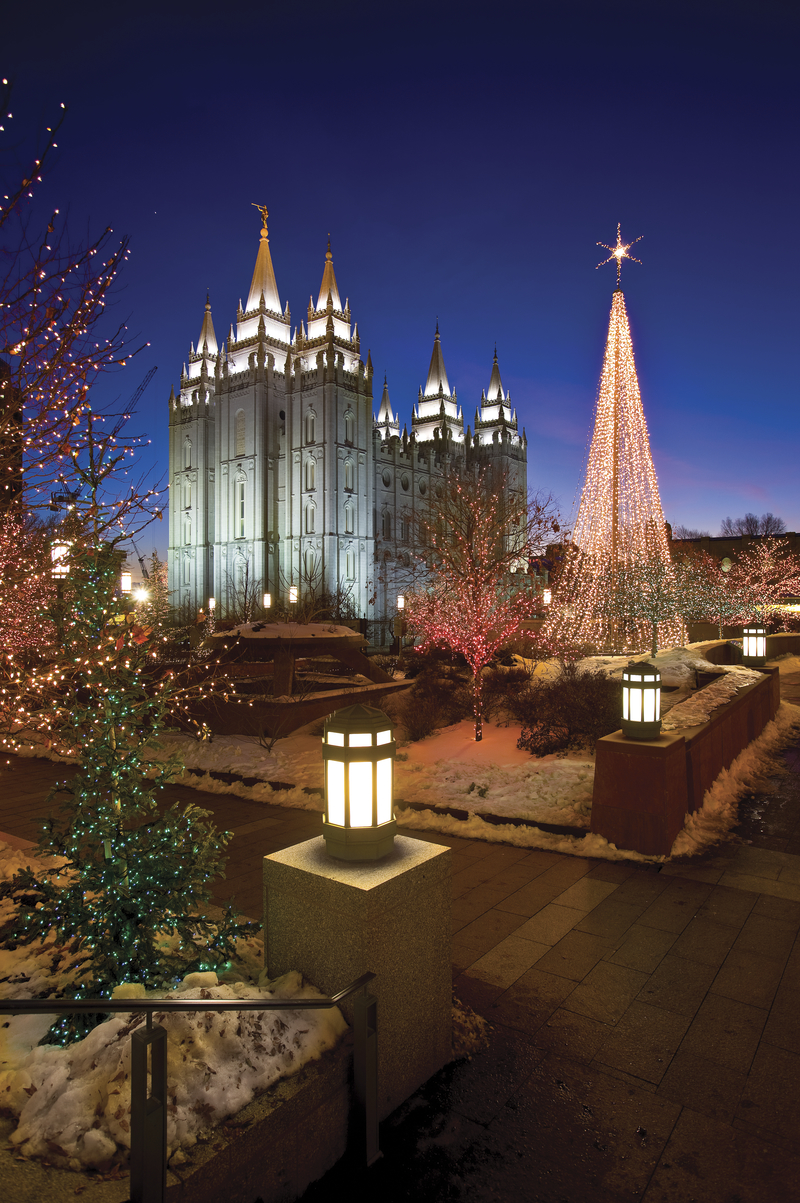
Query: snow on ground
671,700,800,858
0,843,347,1172
7,648,800,868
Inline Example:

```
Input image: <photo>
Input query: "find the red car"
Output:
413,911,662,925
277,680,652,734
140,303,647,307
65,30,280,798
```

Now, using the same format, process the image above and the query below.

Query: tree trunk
651,622,658,658
473,670,483,742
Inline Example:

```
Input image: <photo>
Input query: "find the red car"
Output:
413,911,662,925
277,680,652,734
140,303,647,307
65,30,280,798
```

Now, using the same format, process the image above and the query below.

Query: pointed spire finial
326,232,332,261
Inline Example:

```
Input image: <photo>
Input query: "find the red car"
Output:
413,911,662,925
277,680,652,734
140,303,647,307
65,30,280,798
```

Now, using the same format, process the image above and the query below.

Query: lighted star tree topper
546,226,682,653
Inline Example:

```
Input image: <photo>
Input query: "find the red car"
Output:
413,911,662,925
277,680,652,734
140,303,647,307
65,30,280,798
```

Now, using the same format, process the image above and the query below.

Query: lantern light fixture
621,660,662,740
208,596,216,611
50,542,70,579
397,594,405,610
120,571,132,595
742,621,767,667
289,585,298,604
322,704,397,861
543,587,552,606
263,592,272,609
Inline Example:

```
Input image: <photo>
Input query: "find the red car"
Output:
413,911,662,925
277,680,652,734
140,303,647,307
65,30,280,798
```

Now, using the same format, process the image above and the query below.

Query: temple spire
423,324,451,397
486,347,505,401
246,206,282,313
377,375,394,424
197,293,217,355
316,235,342,311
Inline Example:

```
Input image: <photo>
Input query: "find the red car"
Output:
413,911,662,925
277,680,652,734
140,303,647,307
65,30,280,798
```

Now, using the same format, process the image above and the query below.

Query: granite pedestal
263,835,452,1121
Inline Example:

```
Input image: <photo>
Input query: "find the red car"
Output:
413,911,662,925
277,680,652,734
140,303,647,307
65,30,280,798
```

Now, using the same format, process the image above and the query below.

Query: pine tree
0,418,248,1045
546,229,681,653
133,550,171,640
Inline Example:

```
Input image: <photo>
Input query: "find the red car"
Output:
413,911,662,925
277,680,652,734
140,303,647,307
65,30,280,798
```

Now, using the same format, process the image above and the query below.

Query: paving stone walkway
2,686,800,1201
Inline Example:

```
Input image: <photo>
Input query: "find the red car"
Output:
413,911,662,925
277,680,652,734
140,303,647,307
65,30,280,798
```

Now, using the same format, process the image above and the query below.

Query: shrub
510,661,622,756
480,667,530,724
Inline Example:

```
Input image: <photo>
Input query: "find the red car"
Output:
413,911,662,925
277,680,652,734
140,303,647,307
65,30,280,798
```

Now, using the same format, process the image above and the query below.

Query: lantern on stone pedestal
742,622,766,667
322,704,397,861
621,660,662,740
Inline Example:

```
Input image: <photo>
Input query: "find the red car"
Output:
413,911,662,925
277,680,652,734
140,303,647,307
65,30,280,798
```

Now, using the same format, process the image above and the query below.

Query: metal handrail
0,971,375,1016
0,970,378,1203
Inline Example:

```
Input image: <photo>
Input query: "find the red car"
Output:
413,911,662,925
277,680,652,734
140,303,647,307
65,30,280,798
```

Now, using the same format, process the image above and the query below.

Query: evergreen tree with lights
0,411,248,1046
403,463,562,740
546,226,682,653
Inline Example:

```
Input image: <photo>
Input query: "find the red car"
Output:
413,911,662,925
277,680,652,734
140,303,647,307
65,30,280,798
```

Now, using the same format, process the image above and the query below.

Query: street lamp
263,592,272,610
134,587,148,603
322,704,397,861
289,585,298,604
120,571,132,596
50,542,70,579
742,621,767,667
397,594,405,610
621,660,662,740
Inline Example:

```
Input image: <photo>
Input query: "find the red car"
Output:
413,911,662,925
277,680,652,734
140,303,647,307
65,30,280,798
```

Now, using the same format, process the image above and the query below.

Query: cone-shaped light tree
546,226,682,653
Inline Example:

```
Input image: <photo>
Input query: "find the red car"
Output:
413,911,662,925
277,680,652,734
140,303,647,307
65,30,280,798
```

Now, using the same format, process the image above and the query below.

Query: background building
168,214,528,625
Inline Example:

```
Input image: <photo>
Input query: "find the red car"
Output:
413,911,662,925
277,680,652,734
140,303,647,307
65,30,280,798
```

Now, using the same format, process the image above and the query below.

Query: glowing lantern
289,585,298,604
322,704,397,861
543,588,552,606
397,595,405,610
50,542,70,578
621,660,662,740
742,621,766,667
208,597,215,611
120,572,132,595
263,592,272,609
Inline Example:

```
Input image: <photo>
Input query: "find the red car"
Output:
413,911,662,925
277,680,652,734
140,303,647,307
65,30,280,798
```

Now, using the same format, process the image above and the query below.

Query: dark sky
4,0,799,557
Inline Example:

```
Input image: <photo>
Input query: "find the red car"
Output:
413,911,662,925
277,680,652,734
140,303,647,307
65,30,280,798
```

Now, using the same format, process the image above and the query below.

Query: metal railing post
130,1016,167,1203
353,992,380,1166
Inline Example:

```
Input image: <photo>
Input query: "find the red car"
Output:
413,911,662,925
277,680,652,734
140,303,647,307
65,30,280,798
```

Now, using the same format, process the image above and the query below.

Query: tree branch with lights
402,462,563,741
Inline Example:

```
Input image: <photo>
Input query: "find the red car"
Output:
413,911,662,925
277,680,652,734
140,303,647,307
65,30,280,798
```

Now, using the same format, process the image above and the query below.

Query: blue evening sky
4,0,798,556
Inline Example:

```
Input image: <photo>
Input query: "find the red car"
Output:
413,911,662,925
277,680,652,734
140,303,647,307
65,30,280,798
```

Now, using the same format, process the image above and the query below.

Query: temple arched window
235,410,245,457
305,410,316,445
344,459,354,491
344,411,355,444
305,458,316,490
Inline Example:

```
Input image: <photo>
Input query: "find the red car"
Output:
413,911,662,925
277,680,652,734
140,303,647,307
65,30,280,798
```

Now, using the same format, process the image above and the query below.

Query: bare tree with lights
402,462,563,741
545,226,682,653
0,83,143,506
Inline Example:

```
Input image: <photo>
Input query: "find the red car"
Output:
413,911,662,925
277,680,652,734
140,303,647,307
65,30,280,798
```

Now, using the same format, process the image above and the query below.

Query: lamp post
621,660,662,740
263,591,272,613
50,541,70,642
322,704,397,861
742,621,767,667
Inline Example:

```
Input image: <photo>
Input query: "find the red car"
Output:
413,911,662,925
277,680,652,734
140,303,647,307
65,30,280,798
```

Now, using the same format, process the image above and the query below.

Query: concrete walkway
2,689,800,1201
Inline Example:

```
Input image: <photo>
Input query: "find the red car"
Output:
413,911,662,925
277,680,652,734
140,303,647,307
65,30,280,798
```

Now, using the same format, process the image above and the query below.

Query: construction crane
130,535,150,581
125,365,158,412
49,367,158,511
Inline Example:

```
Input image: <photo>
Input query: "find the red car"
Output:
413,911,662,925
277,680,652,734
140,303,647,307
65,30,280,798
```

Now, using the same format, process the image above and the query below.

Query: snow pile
670,700,800,858
0,892,347,1174
211,621,358,641
662,667,763,731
